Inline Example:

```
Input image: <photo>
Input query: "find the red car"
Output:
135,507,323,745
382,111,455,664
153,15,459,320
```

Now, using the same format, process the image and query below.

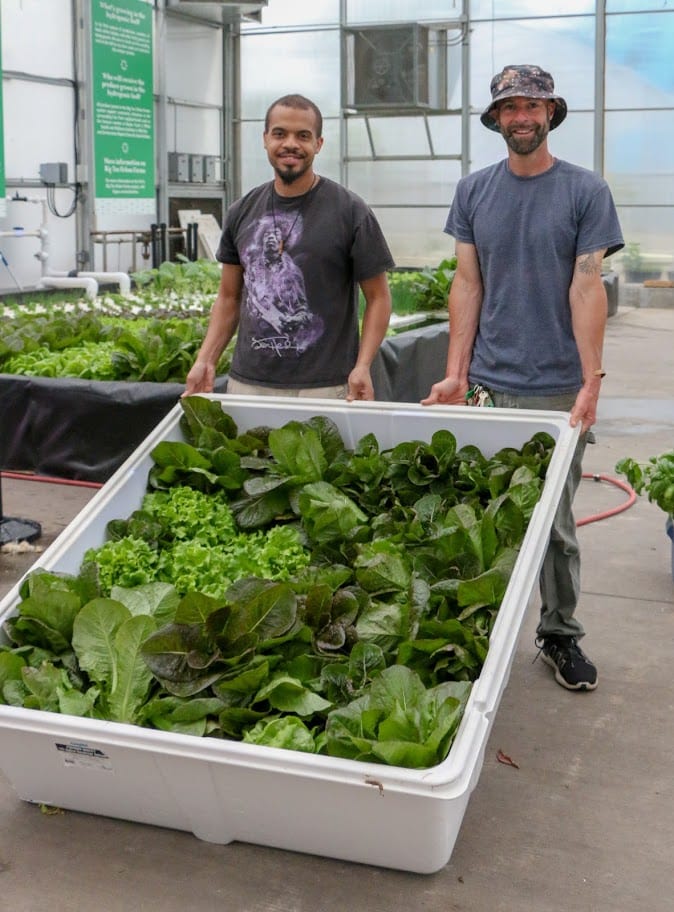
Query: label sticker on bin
55,741,113,772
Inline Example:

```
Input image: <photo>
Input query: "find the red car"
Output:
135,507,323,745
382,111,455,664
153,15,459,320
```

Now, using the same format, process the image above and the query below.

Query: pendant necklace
269,175,318,254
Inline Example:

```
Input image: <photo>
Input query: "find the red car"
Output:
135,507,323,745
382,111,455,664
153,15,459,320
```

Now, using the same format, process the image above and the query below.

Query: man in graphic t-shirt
184,93,394,401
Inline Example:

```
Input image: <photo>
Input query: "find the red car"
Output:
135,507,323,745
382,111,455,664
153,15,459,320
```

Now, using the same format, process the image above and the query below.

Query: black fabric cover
0,374,227,482
372,323,449,403
0,325,448,483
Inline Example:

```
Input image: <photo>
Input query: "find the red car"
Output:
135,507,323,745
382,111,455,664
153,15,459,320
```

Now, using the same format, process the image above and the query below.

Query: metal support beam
224,22,238,204
156,2,169,226
461,0,470,178
594,0,606,176
73,0,94,267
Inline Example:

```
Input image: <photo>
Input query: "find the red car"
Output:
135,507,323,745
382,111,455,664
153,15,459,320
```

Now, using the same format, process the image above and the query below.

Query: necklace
269,175,318,254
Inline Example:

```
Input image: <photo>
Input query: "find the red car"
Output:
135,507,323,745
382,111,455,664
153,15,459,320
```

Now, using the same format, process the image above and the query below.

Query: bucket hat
480,65,567,132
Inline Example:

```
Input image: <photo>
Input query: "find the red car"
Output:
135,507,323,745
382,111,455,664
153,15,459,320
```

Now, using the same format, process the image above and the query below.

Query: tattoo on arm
577,252,603,276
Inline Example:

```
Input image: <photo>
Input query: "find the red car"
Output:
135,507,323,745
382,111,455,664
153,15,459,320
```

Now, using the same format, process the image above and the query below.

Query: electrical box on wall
190,155,205,183
39,162,68,184
204,156,221,183
168,152,190,182
344,24,447,111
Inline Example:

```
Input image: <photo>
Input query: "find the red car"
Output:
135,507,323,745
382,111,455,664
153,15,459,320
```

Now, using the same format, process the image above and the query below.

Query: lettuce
325,666,471,768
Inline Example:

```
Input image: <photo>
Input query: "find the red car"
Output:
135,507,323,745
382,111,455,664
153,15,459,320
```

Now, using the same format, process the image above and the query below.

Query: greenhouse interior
0,2,673,910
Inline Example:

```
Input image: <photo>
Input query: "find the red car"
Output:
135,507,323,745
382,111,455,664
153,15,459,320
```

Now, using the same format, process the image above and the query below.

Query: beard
274,159,310,185
502,121,549,155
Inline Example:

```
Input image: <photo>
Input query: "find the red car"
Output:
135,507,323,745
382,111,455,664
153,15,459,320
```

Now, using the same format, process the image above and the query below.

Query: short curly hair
264,94,323,138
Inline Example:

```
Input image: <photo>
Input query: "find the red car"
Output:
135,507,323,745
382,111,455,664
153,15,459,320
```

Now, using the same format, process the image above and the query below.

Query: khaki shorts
227,378,348,399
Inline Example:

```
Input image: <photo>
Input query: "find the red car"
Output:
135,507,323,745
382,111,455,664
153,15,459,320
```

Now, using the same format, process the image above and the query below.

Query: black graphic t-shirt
216,177,394,388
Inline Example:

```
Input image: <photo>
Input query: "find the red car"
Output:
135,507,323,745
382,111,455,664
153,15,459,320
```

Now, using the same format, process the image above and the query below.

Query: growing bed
0,396,577,872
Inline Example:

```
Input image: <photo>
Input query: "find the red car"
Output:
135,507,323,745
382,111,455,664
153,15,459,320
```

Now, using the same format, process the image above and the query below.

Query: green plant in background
387,270,426,314
0,288,86,309
616,451,674,517
0,308,233,383
620,242,644,273
2,256,456,380
619,242,668,282
130,256,223,295
410,257,457,312
359,259,457,322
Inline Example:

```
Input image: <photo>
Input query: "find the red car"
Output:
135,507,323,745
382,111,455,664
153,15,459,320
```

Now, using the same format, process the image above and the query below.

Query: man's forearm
445,275,482,381
196,298,239,367
356,275,392,369
570,252,608,383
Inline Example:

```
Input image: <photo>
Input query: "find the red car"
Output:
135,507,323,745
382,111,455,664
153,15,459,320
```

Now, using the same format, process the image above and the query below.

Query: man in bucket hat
423,65,624,691
480,64,568,133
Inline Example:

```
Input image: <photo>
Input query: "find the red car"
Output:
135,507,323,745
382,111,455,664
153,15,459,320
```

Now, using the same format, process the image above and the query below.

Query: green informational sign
91,0,155,215
0,13,6,219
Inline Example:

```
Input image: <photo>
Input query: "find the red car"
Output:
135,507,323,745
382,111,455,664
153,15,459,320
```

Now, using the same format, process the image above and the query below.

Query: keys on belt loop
465,384,494,407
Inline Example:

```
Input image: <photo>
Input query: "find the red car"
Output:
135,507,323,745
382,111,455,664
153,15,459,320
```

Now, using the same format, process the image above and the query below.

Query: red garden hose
1,471,637,526
0,471,103,490
577,472,637,527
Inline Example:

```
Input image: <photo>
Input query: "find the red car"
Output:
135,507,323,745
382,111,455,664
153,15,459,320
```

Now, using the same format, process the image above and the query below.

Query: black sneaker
536,636,598,691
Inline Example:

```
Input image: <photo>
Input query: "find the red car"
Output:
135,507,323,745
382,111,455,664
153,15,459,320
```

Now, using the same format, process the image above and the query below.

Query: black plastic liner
0,324,449,483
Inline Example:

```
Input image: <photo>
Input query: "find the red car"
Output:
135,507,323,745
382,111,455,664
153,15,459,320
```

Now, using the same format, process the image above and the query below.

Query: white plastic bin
0,396,579,873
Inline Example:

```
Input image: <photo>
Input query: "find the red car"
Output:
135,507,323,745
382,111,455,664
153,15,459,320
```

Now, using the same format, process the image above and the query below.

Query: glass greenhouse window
347,159,459,207
469,17,596,113
426,115,464,157
606,1,674,11
366,117,436,157
243,0,340,27
171,106,221,157
373,204,462,268
470,0,594,20
605,111,674,206
346,118,372,158
346,0,461,25
239,31,341,121
605,13,674,109
234,0,673,270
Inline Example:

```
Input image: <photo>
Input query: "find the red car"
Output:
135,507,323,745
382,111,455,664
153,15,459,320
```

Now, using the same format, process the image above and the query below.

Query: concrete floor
0,304,672,912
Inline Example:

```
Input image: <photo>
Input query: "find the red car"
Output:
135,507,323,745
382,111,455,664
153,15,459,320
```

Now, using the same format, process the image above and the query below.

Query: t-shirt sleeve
351,206,395,281
576,182,624,259
444,183,475,244
215,218,241,265
216,194,251,265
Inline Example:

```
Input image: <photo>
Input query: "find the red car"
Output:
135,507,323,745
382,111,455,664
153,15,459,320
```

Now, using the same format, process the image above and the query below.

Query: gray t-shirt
445,159,624,395
217,177,394,388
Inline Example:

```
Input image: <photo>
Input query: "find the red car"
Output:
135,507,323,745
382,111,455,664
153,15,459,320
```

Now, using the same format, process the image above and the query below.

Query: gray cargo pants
488,391,587,641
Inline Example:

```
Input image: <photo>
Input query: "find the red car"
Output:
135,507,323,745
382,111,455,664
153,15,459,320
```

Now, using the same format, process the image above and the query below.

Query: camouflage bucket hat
480,64,568,132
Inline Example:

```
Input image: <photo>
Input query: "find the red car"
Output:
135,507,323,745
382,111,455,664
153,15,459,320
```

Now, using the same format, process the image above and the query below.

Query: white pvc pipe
5,196,133,295
37,276,99,301
78,270,131,295
0,229,42,239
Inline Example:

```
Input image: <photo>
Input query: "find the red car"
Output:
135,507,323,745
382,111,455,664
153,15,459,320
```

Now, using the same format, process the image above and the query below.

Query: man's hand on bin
421,377,470,406
182,360,216,397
